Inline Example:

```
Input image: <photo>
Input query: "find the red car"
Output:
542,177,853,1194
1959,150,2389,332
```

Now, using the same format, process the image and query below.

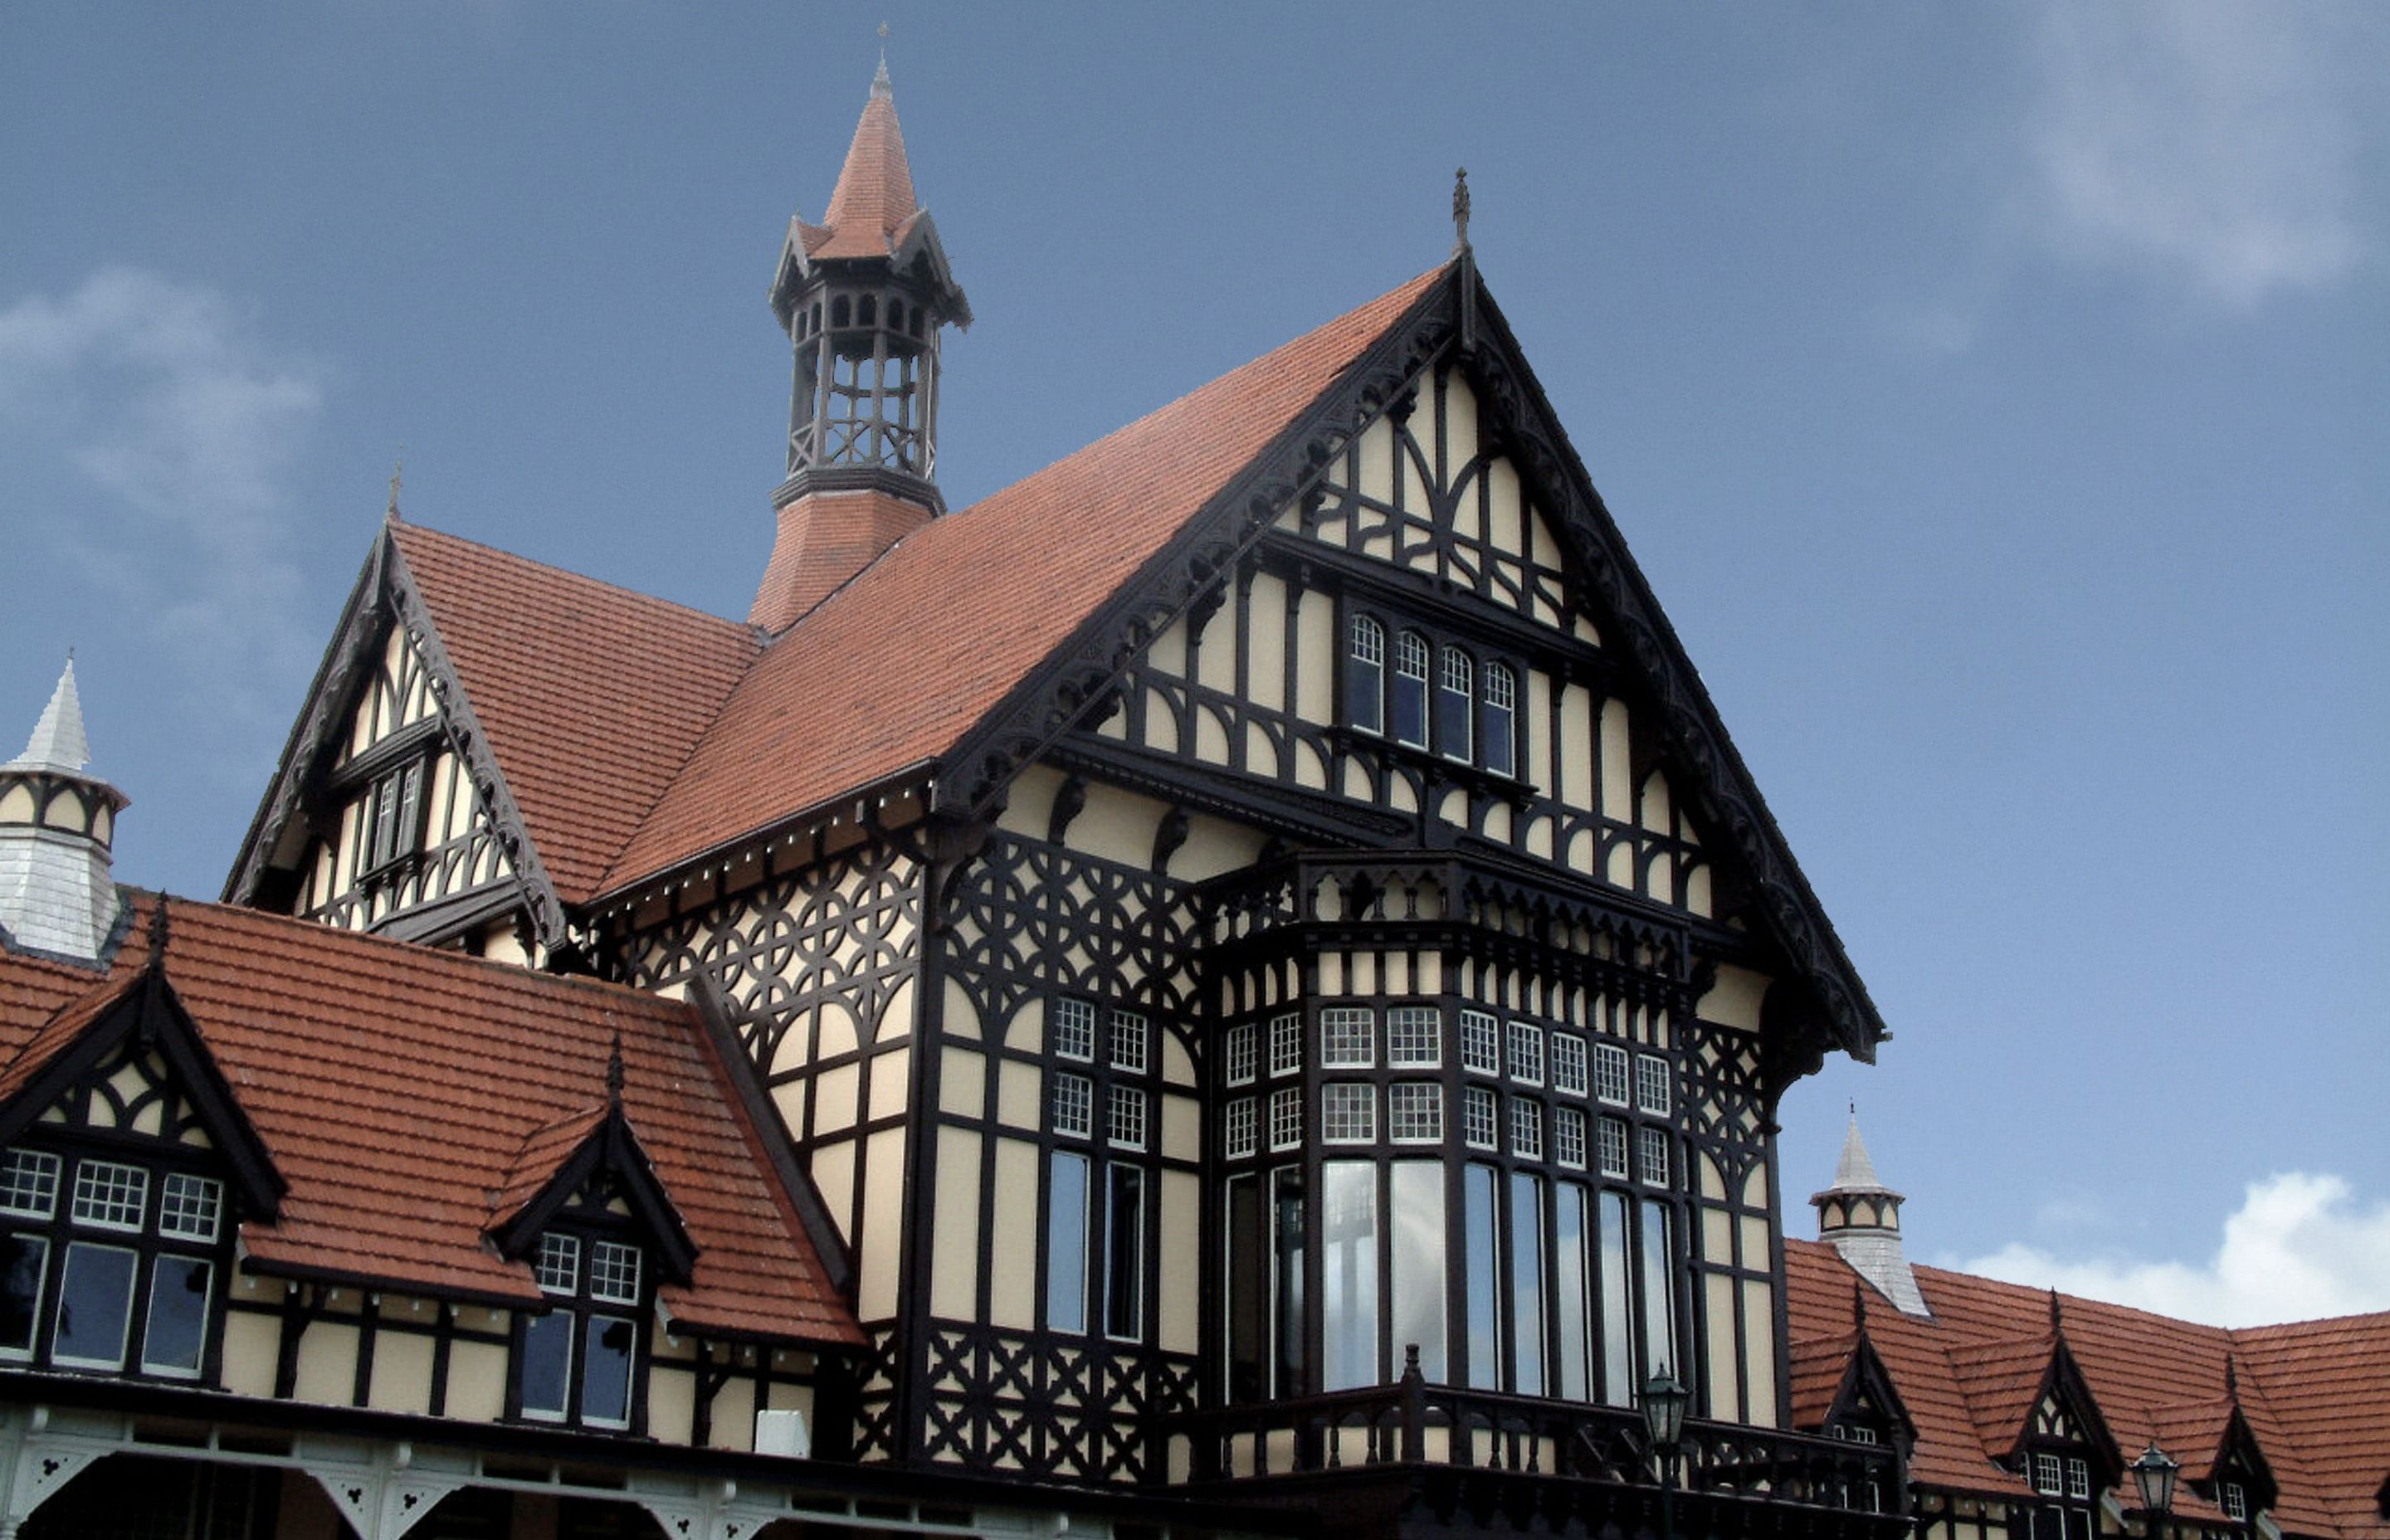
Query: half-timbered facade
0,52,2369,1540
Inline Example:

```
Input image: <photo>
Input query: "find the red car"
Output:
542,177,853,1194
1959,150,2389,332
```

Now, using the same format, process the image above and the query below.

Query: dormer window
517,1231,645,1430
2221,1482,2246,1521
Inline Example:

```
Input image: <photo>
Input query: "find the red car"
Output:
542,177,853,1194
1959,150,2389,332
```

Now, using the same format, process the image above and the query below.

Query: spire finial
2049,1288,2065,1332
1852,1278,1869,1330
387,448,404,522
145,896,170,972
606,1031,626,1110
1451,167,1471,256
2225,1353,2239,1402
872,23,892,98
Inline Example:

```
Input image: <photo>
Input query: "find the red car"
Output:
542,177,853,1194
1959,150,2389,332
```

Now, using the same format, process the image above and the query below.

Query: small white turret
1812,1108,1931,1317
0,660,129,962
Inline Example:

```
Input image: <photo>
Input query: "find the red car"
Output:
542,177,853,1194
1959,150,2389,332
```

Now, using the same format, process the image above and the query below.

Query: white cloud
2020,2,2368,307
1961,1172,2390,1328
0,267,326,741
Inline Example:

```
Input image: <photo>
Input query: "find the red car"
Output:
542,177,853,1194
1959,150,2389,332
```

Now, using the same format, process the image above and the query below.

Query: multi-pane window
1268,1088,1304,1150
1550,1033,1588,1097
1320,1007,1375,1068
1346,615,1385,735
1,1148,226,1380
1051,997,1096,1062
535,1233,581,1292
1268,1012,1302,1077
1322,1084,1376,1143
1386,1006,1441,1067
1389,1083,1442,1143
520,1230,641,1430
1510,1098,1544,1160
2033,1454,2064,1496
1597,1116,1631,1179
1554,1108,1588,1168
1507,1022,1544,1085
1634,1053,1672,1115
1391,632,1432,747
1224,1097,1257,1158
1224,1023,1256,1085
1459,1011,1500,1075
0,1151,59,1217
1462,1087,1499,1151
1107,1086,1149,1151
1593,1043,1631,1105
72,1161,149,1231
1050,1073,1094,1139
159,1174,222,1242
589,1240,641,1306
1637,1127,1671,1188
1482,663,1518,777
362,759,427,874
1436,647,1474,761
1343,613,1524,772
2066,1459,2090,1500
1110,1011,1149,1074
2221,1484,2246,1521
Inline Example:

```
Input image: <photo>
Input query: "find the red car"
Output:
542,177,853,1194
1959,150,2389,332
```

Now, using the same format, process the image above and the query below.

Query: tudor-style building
224,59,1894,1522
6,55,2383,1540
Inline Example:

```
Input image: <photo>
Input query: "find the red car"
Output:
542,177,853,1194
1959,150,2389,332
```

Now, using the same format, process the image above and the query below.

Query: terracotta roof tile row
0,895,860,1348
1788,1238,2390,1539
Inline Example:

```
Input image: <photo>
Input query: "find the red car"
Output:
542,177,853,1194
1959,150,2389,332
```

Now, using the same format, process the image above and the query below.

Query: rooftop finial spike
1451,167,1471,256
2225,1353,2239,1402
872,22,892,98
387,447,404,522
146,896,170,972
606,1031,626,1110
2049,1288,2065,1333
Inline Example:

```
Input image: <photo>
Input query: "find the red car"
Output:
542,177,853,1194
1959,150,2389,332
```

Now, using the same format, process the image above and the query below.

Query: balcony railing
1159,1368,1901,1515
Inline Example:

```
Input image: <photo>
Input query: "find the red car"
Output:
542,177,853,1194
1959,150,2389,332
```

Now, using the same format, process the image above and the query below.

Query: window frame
513,1225,651,1432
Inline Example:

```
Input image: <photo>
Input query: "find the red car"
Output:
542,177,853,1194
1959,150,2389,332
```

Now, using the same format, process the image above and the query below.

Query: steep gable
600,266,1448,892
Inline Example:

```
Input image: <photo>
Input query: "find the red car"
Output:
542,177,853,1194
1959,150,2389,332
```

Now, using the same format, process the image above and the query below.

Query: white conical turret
0,660,129,962
1811,1109,1931,1317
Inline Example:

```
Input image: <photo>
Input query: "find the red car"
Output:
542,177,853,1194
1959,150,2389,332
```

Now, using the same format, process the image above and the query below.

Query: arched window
1482,663,1517,777
1391,633,1430,748
1437,648,1474,762
830,295,851,329
858,294,878,326
1345,616,1385,735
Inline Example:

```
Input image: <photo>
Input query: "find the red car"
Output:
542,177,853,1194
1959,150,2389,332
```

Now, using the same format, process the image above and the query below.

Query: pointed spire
2049,1288,2066,1333
8,659,91,774
387,449,404,523
606,1031,626,1111
145,897,170,972
1452,167,1471,256
1833,1108,1887,1190
813,59,921,260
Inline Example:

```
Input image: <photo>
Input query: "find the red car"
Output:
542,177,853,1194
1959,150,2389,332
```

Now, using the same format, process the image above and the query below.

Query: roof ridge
390,520,754,636
158,891,690,1013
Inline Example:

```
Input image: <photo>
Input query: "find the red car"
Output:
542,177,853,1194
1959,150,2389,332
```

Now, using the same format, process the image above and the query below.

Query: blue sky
4,4,2383,1324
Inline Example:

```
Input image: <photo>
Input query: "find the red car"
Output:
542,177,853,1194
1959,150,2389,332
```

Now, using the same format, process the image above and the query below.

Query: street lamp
2132,1443,2180,1540
1642,1369,1691,1540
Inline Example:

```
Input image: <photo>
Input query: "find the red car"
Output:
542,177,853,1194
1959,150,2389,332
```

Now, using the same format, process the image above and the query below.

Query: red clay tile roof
1789,1238,2390,1538
602,265,1446,891
490,1103,609,1223
799,65,919,262
388,522,759,905
0,894,859,1348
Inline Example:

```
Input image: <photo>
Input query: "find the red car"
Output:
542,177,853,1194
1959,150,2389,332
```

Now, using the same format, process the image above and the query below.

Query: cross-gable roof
1789,1238,2390,1540
0,893,860,1348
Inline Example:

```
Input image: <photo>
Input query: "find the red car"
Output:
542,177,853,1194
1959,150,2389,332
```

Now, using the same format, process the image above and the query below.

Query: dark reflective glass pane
0,1235,46,1353
1483,705,1514,777
1391,675,1428,747
55,1243,135,1367
142,1255,211,1374
519,1310,573,1417
1104,1166,1145,1340
580,1314,636,1426
1464,1163,1500,1389
1347,656,1383,733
